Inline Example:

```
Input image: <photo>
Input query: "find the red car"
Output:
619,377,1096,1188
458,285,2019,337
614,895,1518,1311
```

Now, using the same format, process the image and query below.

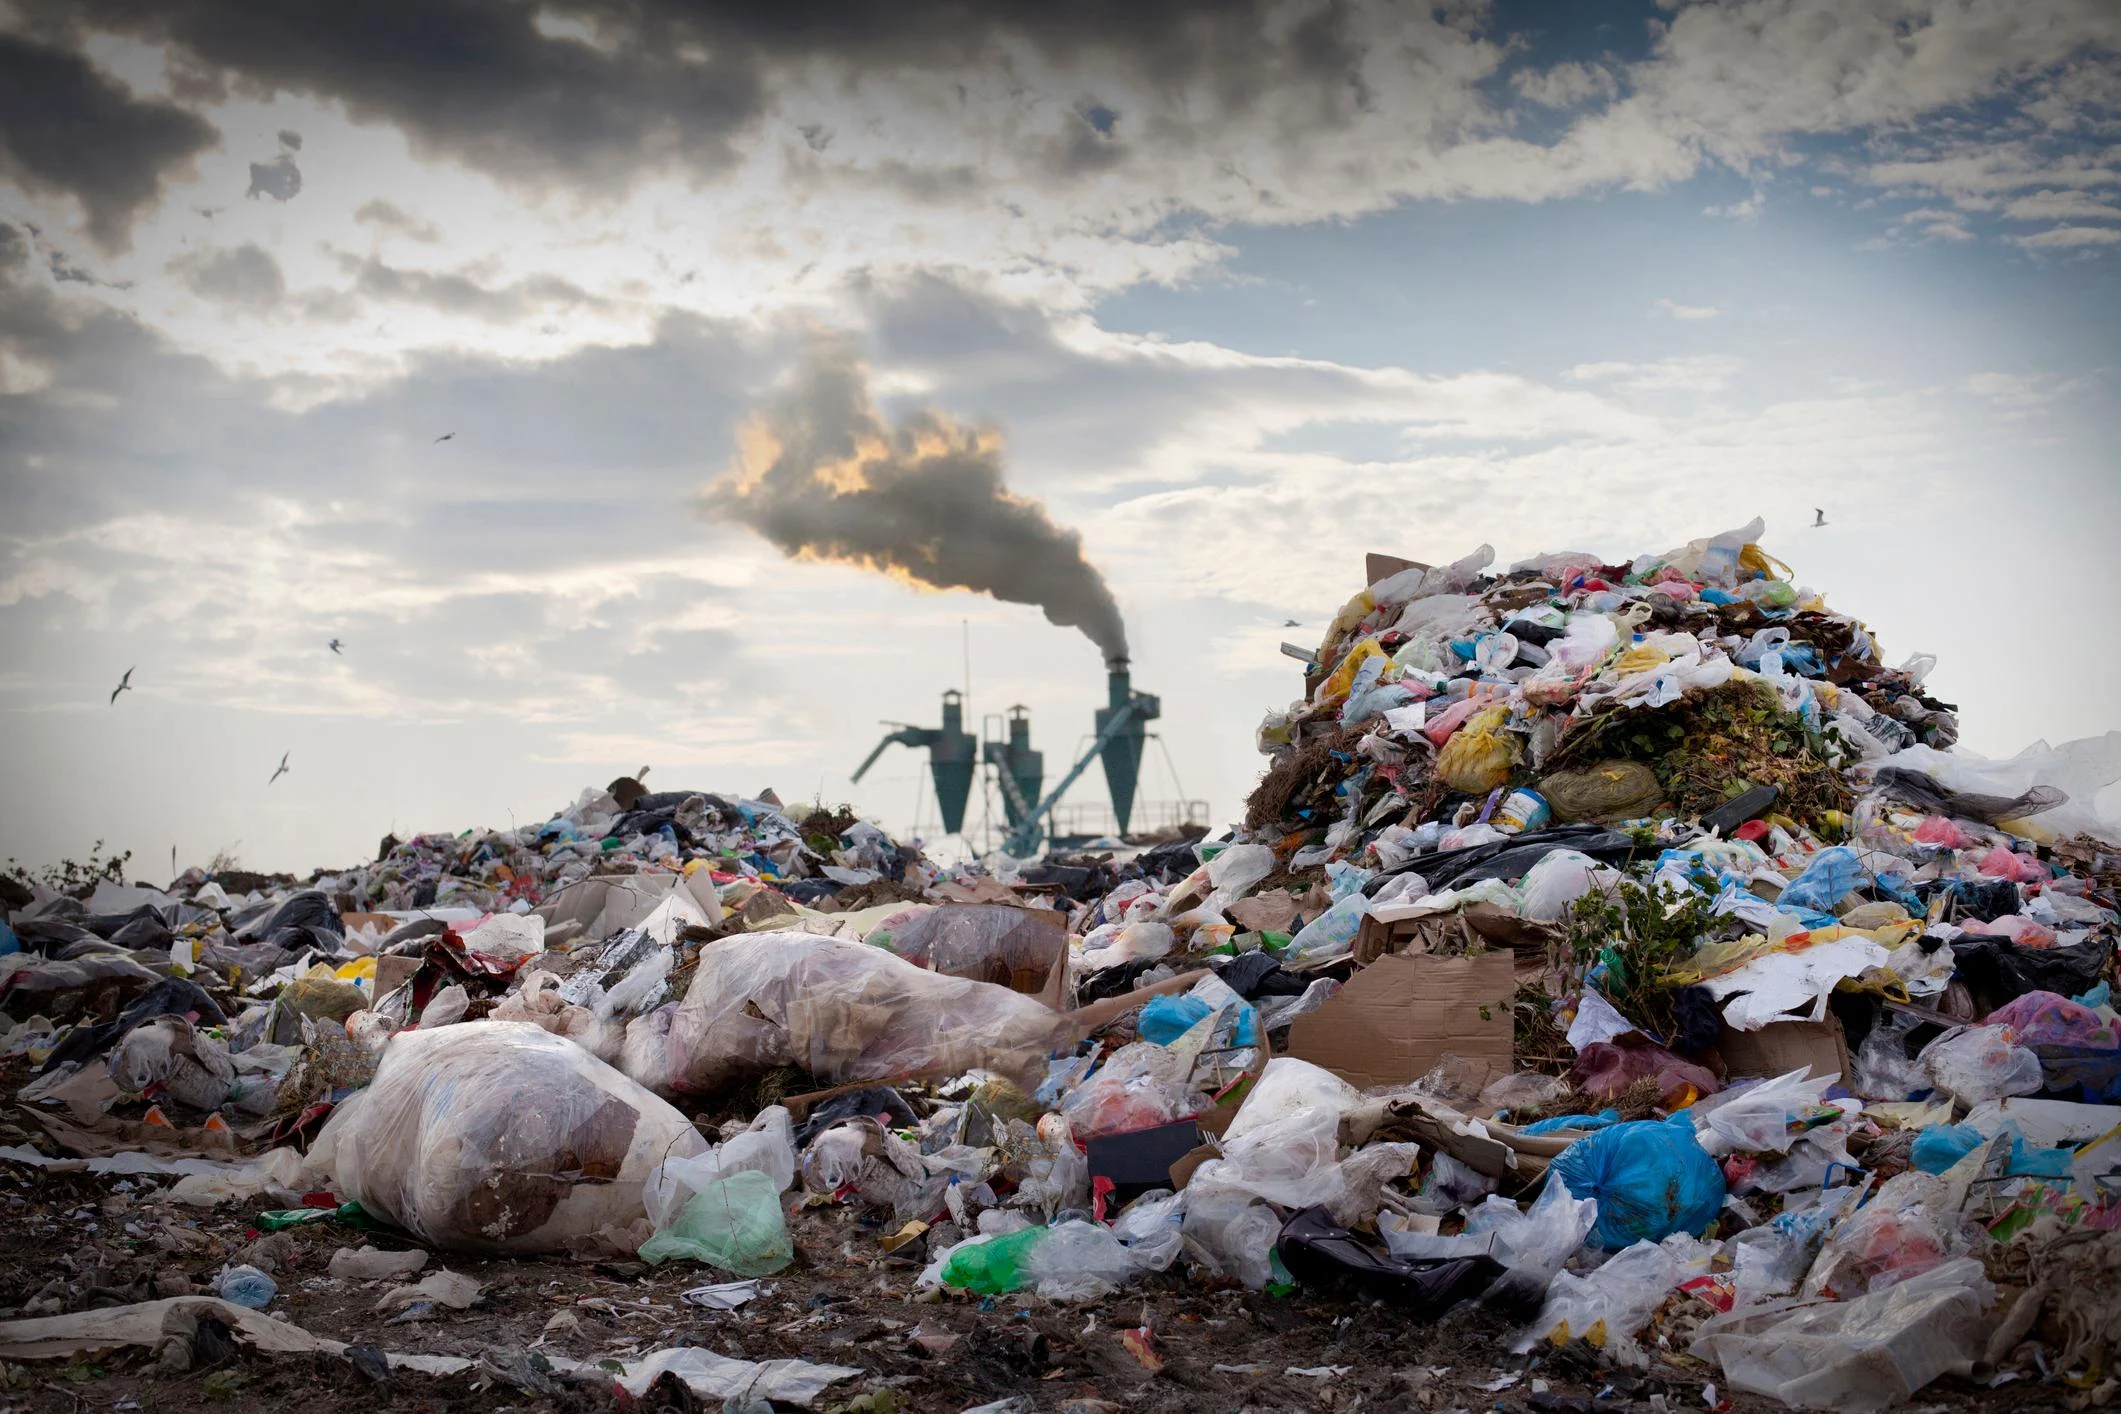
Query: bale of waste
303,1020,705,1253
638,931,1076,1097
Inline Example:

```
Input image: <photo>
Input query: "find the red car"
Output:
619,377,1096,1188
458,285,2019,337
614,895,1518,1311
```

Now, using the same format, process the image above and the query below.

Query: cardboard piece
371,953,420,1003
1354,903,1558,967
1286,952,1516,1091
1718,1016,1851,1084
1366,552,1432,587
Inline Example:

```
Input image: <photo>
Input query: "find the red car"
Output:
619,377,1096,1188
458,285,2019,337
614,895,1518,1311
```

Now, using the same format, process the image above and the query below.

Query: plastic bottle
939,1225,1048,1294
214,1263,277,1309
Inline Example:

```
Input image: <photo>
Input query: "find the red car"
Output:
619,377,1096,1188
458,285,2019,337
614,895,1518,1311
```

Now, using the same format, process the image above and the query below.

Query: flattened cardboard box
1719,1015,1851,1084
1286,951,1517,1091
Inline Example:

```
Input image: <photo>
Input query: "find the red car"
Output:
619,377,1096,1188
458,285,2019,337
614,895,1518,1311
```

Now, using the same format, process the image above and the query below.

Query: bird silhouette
1283,619,1301,627
328,638,343,654
1813,508,1827,527
109,667,134,704
268,752,290,785
433,432,454,443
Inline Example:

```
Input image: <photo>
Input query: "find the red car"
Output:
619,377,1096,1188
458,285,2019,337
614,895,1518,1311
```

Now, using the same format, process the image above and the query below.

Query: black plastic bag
1276,1206,1503,1315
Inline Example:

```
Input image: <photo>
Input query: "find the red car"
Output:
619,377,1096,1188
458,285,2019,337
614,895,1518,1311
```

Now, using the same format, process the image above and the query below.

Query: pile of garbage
5,520,2121,1412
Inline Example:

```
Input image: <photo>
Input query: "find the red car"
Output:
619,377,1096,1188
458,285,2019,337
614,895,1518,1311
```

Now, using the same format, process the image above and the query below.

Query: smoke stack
706,347,1129,663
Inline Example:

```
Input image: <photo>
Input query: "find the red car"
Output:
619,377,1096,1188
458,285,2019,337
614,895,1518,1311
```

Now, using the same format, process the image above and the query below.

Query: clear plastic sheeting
641,932,1076,1096
1694,1258,1995,1412
303,1020,705,1253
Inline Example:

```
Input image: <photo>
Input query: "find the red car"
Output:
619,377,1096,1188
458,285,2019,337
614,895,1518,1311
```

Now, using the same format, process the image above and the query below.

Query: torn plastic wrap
303,1020,705,1253
639,932,1075,1096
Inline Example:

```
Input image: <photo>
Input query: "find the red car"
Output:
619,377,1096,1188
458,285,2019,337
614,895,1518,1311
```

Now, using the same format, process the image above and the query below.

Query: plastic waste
1986,990,2120,1049
1548,1114,1725,1250
1023,1218,1136,1301
1517,849,1608,923
1694,1069,1836,1158
639,1168,793,1276
1695,1258,1994,1412
1540,760,1664,823
1109,1189,1186,1272
1802,1171,1957,1300
1850,1012,1926,1101
1727,1184,1861,1306
302,1020,706,1253
1776,845,1864,913
1910,1123,2072,1179
1436,706,1517,793
1920,1024,2045,1105
1513,1238,1681,1365
1277,1205,1503,1314
643,932,1075,1096
1282,892,1371,965
646,1105,797,1229
1178,1182,1281,1289
937,1225,1046,1295
214,1264,277,1309
1464,1175,1601,1314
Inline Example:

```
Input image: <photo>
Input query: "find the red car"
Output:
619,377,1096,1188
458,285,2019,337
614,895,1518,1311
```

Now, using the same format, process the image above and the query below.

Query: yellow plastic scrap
1661,920,1924,987
1316,637,1387,707
1436,705,1518,794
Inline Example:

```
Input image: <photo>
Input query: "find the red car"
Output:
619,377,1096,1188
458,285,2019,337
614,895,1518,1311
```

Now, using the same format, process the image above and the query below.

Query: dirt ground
0,1158,2067,1414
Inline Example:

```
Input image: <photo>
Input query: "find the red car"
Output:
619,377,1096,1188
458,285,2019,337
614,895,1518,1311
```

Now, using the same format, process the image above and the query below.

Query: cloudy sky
2,0,2117,877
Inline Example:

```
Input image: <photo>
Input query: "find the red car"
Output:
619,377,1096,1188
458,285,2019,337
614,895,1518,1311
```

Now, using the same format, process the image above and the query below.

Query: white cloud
1565,355,1744,394
2010,223,2121,248
1510,61,1620,109
1703,191,1765,220
1653,297,1721,320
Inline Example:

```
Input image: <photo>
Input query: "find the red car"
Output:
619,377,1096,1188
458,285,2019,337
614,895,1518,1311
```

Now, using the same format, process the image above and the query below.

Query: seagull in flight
433,432,454,443
1283,619,1301,627
110,667,134,704
328,638,343,654
1813,508,1827,527
268,752,290,785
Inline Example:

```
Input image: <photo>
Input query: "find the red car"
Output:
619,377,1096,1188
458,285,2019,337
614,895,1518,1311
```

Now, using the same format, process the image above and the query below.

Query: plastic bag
1777,846,1865,913
1517,849,1607,923
1023,1218,1135,1302
1436,706,1517,794
1283,892,1372,965
1850,1013,1925,1101
1802,1171,1956,1300
1058,1043,1201,1140
1110,1189,1185,1272
303,1021,706,1253
1920,1024,2045,1106
645,1105,796,1229
1880,733,2121,844
1548,1114,1725,1251
1694,1069,1835,1158
1727,1184,1861,1306
1540,761,1664,824
1986,990,2120,1049
1179,1182,1280,1289
639,1167,793,1276
800,1123,868,1195
1513,1239,1680,1365
936,1225,1045,1295
642,932,1074,1096
1464,1175,1600,1312
1277,1205,1503,1314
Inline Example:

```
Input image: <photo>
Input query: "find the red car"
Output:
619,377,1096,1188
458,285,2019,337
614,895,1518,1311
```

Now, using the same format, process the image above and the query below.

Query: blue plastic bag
1910,1123,2072,1179
1138,994,1259,1047
1778,846,1865,914
1549,1113,1725,1250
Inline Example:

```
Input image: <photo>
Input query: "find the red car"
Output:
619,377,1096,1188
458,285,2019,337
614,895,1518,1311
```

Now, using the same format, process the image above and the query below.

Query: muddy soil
0,1160,2066,1414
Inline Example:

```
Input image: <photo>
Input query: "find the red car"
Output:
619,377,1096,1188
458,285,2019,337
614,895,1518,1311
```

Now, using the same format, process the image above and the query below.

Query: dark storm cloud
170,242,285,308
0,223,28,275
0,32,218,251
24,0,1370,191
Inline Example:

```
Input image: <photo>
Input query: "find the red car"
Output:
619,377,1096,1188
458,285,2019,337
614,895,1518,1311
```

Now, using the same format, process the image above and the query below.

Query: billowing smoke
707,349,1129,665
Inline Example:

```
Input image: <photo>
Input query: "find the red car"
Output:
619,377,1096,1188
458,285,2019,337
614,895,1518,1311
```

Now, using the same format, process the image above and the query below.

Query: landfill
4,521,2121,1413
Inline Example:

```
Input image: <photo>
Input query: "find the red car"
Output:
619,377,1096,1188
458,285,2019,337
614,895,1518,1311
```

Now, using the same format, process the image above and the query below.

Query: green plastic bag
939,1226,1046,1295
638,1169,793,1276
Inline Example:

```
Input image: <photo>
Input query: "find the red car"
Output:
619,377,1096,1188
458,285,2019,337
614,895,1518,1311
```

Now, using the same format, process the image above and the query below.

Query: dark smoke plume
707,350,1129,664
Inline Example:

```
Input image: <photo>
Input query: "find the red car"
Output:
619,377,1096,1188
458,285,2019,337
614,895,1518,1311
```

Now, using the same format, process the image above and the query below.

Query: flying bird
1813,508,1827,527
1283,619,1301,627
268,752,290,785
433,432,454,443
110,667,134,704
328,638,343,654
